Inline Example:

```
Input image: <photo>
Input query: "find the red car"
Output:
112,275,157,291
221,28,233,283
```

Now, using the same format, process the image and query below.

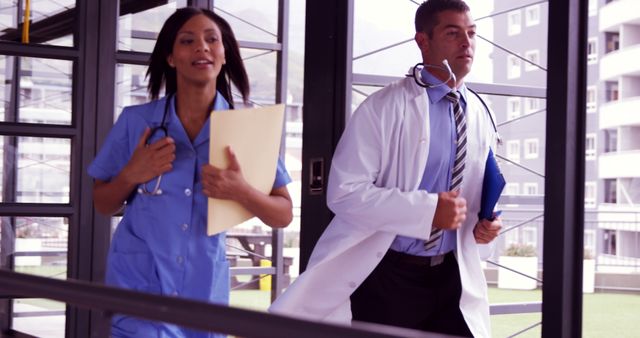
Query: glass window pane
115,51,280,113
495,2,548,88
1,136,71,203
352,0,494,84
583,1,640,334
117,0,187,52
352,0,424,78
0,56,72,125
241,48,276,105
0,0,75,46
115,63,150,120
507,10,521,35
12,303,65,338
215,0,278,44
0,216,68,337
0,55,10,122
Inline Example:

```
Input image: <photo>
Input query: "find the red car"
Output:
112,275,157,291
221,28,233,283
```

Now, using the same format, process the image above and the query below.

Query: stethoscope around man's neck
407,59,502,145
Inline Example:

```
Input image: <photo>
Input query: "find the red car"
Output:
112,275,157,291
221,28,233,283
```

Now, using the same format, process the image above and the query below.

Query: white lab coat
270,76,498,338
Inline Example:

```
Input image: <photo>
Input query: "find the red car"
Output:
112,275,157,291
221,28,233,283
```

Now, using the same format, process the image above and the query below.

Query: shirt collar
420,68,468,105
149,95,172,124
211,91,231,111
193,91,230,147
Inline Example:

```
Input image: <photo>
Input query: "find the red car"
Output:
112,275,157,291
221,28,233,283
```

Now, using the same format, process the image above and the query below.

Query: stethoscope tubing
407,62,501,143
138,94,174,196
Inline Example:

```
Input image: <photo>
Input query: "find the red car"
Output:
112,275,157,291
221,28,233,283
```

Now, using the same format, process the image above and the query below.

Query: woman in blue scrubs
88,7,293,337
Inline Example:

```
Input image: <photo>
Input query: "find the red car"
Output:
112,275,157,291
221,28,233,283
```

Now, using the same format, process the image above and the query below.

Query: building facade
492,0,640,271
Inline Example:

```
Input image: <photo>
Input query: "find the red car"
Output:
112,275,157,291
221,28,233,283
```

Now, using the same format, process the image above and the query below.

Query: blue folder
478,148,506,221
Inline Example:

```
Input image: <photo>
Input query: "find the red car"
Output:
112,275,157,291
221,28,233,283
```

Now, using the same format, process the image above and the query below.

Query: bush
584,248,594,259
504,243,537,257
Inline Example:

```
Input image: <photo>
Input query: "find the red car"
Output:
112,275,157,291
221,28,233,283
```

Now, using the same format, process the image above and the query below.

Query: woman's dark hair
415,0,470,38
147,7,249,108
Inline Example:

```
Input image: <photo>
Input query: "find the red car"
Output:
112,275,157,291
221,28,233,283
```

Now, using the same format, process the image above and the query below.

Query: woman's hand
201,146,293,227
202,146,250,201
93,128,175,215
121,127,176,185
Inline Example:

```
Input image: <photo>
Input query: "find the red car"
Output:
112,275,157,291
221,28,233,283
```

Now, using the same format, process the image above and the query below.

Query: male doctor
270,0,502,336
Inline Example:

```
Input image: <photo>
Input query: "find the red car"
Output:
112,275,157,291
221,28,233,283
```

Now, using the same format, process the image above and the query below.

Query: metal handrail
490,302,542,315
0,270,450,338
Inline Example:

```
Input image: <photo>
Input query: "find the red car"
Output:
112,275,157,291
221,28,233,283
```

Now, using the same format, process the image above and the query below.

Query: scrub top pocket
107,251,162,295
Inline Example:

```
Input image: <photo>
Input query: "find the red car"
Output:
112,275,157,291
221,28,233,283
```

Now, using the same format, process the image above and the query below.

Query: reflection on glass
0,56,72,125
0,215,68,337
241,48,276,105
117,0,187,52
0,216,69,273
214,0,278,44
0,136,71,203
115,63,151,121
0,55,10,122
13,306,65,338
351,84,382,113
19,57,72,124
0,0,75,46
352,0,419,78
352,0,497,82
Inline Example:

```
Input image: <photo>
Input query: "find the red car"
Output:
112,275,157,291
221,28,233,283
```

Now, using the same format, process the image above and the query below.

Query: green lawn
231,287,640,338
490,288,640,338
230,290,272,311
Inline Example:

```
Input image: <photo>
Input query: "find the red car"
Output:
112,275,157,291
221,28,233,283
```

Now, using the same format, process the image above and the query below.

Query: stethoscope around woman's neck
137,93,216,196
407,59,502,145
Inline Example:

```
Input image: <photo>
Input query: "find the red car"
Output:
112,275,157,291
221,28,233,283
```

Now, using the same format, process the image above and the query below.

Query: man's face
416,10,476,85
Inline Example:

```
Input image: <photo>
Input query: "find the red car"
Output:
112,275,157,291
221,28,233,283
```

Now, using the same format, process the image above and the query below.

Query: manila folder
207,104,285,235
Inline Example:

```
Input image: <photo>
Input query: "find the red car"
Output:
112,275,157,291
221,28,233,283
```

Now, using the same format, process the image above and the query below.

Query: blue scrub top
88,93,291,337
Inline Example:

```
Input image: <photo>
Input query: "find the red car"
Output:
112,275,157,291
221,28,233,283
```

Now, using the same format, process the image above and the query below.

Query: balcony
600,96,640,129
600,44,640,80
599,0,640,32
599,150,640,178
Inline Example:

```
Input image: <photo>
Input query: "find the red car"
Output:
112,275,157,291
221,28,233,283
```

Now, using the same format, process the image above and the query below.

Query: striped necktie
425,91,467,251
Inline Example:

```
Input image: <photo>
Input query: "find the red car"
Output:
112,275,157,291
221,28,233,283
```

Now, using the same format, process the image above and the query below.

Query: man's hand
432,190,467,230
474,215,502,244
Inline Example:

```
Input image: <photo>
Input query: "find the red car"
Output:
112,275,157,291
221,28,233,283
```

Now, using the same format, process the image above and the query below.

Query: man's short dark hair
415,0,470,37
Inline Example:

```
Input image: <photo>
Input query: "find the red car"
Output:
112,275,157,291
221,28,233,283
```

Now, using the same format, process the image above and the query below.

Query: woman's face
167,14,226,88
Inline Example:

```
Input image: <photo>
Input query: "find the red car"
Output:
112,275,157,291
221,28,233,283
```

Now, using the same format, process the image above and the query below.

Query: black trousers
350,250,473,337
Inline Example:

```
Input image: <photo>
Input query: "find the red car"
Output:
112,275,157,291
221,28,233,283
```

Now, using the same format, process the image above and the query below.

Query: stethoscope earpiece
408,59,455,89
407,60,500,141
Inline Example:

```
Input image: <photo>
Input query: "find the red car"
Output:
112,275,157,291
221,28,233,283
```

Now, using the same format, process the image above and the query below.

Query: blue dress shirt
389,69,467,257
88,93,291,337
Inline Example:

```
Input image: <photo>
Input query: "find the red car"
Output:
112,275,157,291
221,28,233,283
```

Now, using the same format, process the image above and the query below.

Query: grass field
231,287,640,338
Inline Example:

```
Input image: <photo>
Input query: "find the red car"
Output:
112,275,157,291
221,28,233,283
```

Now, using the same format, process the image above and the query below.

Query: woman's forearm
238,185,293,228
93,174,137,215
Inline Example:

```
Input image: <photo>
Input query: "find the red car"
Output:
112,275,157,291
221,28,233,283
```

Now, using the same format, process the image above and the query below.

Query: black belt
384,249,453,267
